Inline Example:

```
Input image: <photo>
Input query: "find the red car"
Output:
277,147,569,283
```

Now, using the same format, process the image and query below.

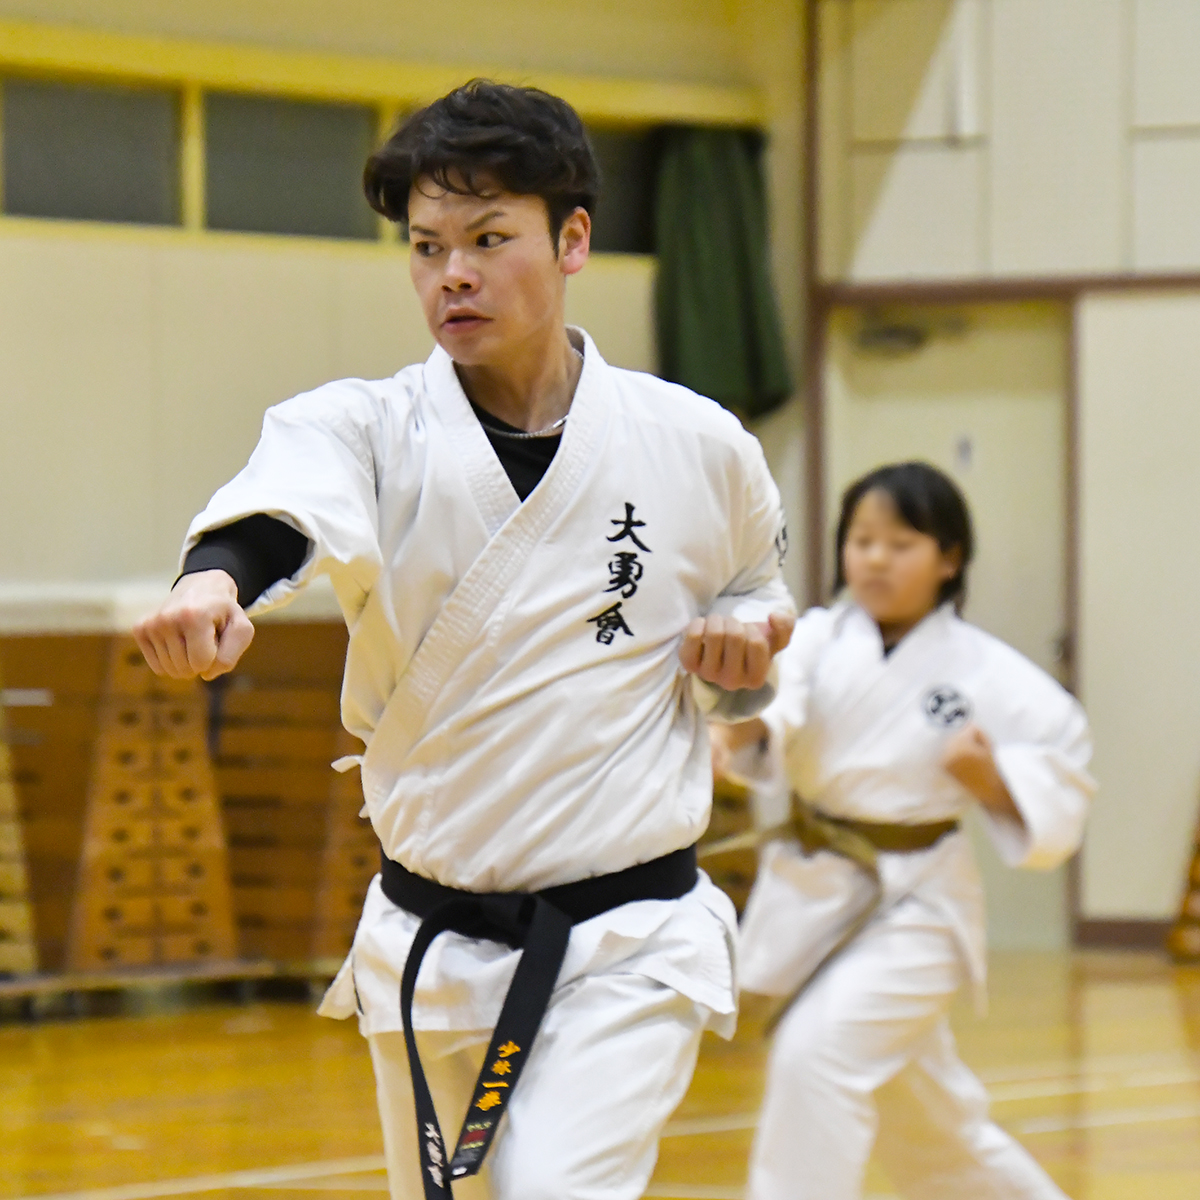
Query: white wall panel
0,227,659,584
0,236,159,580
330,252,432,384
850,143,984,278
1133,0,1200,129
1132,135,1200,270
1078,290,1200,919
989,0,1125,275
564,255,657,373
851,0,983,143
152,244,341,566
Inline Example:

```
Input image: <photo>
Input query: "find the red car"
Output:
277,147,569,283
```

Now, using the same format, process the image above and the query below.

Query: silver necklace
484,412,568,440
478,348,582,440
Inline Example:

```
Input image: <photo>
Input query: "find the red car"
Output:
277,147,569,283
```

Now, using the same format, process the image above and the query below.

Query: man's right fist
133,569,255,681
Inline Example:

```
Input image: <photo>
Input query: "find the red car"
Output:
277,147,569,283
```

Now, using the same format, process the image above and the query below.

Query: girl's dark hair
833,461,975,611
363,79,600,242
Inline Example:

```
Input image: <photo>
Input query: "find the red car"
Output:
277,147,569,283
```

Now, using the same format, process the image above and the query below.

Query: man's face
407,180,590,365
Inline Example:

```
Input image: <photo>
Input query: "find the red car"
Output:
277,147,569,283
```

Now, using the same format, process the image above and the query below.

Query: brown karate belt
700,796,960,1030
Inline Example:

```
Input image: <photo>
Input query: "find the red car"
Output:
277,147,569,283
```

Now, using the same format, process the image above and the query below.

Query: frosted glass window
3,78,180,225
206,94,378,240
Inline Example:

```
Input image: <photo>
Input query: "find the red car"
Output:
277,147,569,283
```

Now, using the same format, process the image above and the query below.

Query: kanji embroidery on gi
476,1091,503,1111
489,1059,512,1075
605,551,644,598
497,1041,521,1057
607,501,652,552
588,602,634,645
590,503,650,642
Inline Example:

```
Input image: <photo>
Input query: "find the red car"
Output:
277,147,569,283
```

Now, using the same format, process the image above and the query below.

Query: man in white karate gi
134,80,795,1200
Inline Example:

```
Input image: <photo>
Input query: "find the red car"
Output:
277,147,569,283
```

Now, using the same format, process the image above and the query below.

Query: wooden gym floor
3,951,1200,1200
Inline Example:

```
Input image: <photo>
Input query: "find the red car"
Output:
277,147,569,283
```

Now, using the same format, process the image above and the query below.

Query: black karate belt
380,844,698,1200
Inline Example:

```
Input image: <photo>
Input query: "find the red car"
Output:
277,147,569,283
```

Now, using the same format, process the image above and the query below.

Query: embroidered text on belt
379,845,698,1200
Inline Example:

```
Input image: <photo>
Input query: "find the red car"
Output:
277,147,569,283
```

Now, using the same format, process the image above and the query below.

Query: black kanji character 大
607,502,651,553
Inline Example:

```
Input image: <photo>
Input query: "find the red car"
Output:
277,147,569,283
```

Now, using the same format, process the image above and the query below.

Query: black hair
363,79,600,243
833,461,975,611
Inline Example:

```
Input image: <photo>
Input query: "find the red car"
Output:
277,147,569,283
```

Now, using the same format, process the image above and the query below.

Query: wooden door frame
799,0,1198,948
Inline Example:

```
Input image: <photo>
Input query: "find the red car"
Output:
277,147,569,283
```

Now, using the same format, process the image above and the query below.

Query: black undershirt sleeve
179,408,560,608
179,514,309,608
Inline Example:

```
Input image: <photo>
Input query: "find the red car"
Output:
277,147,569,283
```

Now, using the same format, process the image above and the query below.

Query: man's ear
559,207,591,276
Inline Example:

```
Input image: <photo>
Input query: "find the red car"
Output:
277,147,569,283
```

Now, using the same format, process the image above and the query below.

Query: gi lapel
818,605,960,764
362,329,611,788
424,345,521,538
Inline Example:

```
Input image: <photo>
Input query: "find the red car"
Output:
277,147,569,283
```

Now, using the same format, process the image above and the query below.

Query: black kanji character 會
607,502,651,553
587,602,634,645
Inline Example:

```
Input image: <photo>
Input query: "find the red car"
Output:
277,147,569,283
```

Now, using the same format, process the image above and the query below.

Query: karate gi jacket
735,601,1096,1002
183,329,795,1034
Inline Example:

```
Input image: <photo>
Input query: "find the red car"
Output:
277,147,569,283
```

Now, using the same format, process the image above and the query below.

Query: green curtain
654,127,792,420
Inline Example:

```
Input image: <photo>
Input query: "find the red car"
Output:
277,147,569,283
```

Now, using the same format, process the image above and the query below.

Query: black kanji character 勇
604,550,644,599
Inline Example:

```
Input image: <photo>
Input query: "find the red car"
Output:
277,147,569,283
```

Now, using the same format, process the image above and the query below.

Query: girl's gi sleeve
984,670,1097,870
179,381,385,625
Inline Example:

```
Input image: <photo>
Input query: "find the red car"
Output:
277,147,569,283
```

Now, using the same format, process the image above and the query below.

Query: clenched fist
679,612,794,692
133,570,255,681
942,723,1023,826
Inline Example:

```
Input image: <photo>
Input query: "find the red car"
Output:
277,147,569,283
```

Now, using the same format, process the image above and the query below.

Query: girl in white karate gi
712,461,1094,1200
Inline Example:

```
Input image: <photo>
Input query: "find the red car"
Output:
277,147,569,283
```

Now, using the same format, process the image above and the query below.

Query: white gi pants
748,898,1067,1200
369,971,707,1200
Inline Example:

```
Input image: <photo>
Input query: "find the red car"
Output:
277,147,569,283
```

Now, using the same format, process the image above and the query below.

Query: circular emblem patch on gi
924,686,972,729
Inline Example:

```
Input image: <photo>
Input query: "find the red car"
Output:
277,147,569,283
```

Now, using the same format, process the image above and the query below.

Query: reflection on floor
2,951,1199,1200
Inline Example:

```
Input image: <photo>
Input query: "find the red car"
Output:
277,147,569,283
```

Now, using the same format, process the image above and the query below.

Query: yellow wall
0,0,752,89
0,2,808,601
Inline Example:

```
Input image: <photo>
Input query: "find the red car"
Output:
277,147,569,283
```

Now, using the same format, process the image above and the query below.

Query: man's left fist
679,612,795,692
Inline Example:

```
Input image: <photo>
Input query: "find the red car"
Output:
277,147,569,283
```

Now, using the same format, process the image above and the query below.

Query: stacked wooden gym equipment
66,638,236,970
1168,805,1200,960
314,730,380,961
214,623,374,964
0,676,38,976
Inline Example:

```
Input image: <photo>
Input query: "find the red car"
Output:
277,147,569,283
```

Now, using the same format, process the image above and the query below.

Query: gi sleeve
984,686,1096,871
695,433,798,722
180,382,385,624
718,607,830,786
